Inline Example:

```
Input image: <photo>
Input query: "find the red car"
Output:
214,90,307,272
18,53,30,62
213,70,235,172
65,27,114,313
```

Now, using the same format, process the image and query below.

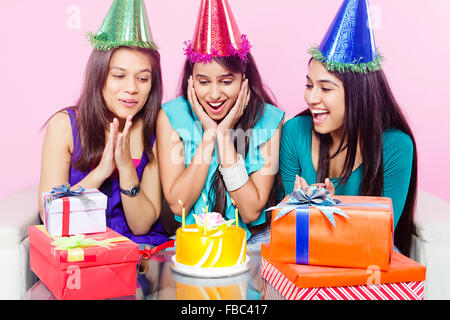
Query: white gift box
42,188,107,237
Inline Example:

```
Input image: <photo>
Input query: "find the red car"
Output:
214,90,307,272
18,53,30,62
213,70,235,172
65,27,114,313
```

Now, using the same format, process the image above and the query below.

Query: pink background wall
1,0,449,202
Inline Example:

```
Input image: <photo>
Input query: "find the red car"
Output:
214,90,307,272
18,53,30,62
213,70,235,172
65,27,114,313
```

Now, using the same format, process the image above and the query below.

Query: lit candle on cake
202,192,209,213
178,199,185,230
231,198,239,227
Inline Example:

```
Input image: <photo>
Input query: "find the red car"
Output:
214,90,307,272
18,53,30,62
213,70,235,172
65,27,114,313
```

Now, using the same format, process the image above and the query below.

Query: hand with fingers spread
294,175,335,195
217,78,250,134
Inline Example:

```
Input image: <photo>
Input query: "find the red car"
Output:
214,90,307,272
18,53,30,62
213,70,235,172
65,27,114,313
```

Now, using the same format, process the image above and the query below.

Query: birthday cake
174,212,247,269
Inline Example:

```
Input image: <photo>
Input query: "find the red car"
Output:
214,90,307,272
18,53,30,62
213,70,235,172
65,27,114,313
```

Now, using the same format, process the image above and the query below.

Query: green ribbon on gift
51,234,129,251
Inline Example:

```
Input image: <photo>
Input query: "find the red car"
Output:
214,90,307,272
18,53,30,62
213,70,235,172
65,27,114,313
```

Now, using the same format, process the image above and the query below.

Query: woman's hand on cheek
114,115,133,172
187,76,218,137
217,79,249,134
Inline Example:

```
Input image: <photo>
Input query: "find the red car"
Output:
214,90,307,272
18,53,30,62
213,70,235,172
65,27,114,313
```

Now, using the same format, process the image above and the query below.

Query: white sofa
0,185,449,299
0,186,40,299
410,190,450,299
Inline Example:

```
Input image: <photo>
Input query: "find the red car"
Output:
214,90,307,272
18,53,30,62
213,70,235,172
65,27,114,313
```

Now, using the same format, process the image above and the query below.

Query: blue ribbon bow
266,186,349,227
51,184,85,197
45,184,86,208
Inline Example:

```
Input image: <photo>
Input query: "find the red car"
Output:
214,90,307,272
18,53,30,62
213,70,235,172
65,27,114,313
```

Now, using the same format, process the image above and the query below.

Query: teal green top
162,96,285,239
279,115,413,230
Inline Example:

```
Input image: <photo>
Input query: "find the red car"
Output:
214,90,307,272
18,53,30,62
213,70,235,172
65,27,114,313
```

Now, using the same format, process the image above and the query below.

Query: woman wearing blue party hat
279,0,417,255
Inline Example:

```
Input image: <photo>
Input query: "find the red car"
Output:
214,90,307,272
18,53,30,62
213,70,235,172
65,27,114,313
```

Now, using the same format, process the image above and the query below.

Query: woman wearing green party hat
39,0,168,246
279,0,417,255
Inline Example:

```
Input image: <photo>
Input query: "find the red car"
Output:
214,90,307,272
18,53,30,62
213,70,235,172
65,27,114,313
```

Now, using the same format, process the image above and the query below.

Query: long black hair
299,59,417,255
179,53,283,219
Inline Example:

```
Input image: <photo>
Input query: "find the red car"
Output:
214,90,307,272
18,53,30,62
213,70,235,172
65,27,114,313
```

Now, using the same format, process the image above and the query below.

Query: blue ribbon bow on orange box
266,187,349,227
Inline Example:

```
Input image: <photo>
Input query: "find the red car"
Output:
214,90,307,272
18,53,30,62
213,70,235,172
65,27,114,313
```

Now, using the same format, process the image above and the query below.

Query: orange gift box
261,244,426,300
269,195,393,270
29,225,139,300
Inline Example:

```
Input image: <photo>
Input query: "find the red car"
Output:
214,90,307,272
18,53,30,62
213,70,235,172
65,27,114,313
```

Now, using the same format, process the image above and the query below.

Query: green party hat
88,0,157,51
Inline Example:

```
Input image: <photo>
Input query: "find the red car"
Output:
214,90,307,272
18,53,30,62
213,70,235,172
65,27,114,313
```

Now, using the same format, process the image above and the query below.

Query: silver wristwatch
119,184,141,197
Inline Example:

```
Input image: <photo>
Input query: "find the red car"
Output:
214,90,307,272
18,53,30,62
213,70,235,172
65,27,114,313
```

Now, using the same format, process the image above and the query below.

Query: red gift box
261,244,426,300
29,225,139,300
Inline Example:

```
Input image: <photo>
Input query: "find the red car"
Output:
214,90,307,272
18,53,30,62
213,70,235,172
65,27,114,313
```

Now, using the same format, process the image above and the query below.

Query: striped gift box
260,244,426,300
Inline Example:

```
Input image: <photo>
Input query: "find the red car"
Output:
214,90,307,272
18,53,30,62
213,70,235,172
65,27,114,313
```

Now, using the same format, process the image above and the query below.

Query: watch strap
119,184,141,197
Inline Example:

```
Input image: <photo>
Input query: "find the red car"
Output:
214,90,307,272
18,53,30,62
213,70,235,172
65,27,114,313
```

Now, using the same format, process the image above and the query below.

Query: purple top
67,108,168,245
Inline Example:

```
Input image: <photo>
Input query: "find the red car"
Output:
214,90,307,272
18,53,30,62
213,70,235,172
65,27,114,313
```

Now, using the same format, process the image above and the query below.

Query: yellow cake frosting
175,213,247,268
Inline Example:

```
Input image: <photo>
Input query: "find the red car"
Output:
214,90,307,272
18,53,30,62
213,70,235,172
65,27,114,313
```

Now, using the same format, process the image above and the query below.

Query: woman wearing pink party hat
279,0,417,255
157,0,285,245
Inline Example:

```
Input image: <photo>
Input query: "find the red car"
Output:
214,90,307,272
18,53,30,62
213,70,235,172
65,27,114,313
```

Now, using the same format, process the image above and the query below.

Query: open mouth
119,99,138,108
311,108,330,123
207,100,226,114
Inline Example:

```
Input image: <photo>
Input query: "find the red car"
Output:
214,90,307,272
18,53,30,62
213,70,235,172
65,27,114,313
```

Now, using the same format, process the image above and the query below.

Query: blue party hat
309,0,383,74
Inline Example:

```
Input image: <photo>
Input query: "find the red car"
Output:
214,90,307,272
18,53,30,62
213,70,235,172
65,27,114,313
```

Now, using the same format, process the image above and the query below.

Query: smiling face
305,59,346,137
192,60,243,121
102,47,152,120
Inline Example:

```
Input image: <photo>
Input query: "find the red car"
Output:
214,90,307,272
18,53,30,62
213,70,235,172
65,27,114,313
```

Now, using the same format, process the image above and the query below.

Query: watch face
121,184,140,196
130,186,139,196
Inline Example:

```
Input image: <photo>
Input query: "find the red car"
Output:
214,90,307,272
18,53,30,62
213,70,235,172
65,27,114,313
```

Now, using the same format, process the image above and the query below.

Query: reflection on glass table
23,248,271,300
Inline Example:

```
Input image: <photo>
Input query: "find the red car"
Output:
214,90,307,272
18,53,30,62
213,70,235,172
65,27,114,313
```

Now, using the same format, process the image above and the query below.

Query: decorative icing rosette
192,212,235,232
